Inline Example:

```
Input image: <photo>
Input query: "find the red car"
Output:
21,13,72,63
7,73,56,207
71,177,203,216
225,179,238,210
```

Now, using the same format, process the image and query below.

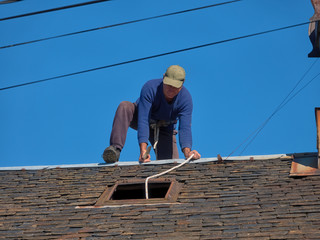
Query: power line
0,0,240,49
0,0,111,21
0,21,309,92
228,59,319,159
224,59,319,159
238,59,320,155
0,0,22,4
240,70,320,155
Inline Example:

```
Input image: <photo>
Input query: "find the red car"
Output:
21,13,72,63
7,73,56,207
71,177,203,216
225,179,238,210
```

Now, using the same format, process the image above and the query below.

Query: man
102,65,201,163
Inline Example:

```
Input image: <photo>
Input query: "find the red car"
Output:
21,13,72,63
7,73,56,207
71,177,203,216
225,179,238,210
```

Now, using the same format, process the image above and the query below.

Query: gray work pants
110,101,179,160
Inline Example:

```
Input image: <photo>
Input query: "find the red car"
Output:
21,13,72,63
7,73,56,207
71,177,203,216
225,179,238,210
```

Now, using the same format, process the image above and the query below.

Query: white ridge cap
0,153,293,171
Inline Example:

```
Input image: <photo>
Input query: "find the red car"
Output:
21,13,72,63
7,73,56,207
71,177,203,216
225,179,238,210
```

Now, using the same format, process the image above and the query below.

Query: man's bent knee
118,101,135,113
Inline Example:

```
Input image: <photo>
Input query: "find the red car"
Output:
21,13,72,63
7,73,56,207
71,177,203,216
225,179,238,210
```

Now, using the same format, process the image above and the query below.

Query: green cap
163,65,185,88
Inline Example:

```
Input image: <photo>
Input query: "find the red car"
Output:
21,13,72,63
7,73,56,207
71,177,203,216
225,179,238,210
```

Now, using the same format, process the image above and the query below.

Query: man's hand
183,148,201,160
139,142,151,163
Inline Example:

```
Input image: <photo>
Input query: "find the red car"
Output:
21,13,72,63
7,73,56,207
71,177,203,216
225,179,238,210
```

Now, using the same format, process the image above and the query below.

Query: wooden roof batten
290,107,320,176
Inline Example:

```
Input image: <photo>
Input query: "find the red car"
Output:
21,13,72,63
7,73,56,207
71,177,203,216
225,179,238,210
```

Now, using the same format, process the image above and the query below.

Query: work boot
102,146,120,163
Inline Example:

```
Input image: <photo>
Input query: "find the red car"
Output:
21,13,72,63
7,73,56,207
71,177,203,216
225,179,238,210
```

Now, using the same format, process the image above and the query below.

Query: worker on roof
102,65,201,163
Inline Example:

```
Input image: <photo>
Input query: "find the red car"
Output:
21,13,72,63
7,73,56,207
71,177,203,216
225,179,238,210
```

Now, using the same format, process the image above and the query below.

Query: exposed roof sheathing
1,153,320,239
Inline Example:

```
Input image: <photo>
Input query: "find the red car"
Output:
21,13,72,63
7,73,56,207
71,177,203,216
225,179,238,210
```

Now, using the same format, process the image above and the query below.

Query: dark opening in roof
111,182,170,200
95,178,182,206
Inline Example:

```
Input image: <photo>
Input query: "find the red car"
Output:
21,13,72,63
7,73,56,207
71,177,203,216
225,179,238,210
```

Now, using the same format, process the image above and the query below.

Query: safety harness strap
149,119,177,159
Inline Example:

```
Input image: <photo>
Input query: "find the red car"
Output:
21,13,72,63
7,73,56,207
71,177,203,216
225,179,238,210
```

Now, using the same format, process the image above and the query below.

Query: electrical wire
0,0,22,4
238,60,320,155
224,58,319,159
0,21,309,92
0,0,111,21
0,0,240,49
225,59,319,159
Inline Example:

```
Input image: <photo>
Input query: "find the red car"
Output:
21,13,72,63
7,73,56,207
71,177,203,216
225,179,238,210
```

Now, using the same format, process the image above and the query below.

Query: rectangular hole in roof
111,182,171,200
95,178,182,206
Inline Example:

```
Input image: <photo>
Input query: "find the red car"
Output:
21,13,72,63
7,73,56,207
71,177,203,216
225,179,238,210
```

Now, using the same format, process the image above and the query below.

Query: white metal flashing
0,153,298,171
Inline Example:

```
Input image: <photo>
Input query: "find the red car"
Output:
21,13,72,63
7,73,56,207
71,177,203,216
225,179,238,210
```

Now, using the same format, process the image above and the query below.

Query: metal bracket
217,154,223,163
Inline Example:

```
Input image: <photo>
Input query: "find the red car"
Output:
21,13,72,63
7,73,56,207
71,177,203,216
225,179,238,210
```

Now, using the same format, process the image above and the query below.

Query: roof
1,152,320,239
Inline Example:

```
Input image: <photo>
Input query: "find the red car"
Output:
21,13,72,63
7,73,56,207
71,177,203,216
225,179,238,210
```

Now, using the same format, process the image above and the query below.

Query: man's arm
179,90,200,160
137,80,157,162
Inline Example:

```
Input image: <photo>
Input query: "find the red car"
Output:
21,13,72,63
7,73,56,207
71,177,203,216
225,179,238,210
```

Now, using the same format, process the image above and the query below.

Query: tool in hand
142,146,152,160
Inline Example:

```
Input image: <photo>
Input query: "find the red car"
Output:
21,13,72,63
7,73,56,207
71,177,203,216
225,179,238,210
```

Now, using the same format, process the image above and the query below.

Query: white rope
145,153,194,199
153,126,159,159
150,120,172,160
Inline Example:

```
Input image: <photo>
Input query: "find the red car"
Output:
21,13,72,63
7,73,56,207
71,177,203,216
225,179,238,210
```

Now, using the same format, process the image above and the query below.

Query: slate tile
1,157,320,239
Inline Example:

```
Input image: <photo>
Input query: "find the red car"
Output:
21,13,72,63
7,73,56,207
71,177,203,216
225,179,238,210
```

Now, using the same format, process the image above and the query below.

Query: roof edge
1,152,316,171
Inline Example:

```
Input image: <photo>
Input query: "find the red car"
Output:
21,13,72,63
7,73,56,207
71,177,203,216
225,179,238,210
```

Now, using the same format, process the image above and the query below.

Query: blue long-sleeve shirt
135,79,193,150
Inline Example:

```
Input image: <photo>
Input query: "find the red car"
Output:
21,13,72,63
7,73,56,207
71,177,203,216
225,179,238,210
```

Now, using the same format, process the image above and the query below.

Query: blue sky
0,0,319,167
